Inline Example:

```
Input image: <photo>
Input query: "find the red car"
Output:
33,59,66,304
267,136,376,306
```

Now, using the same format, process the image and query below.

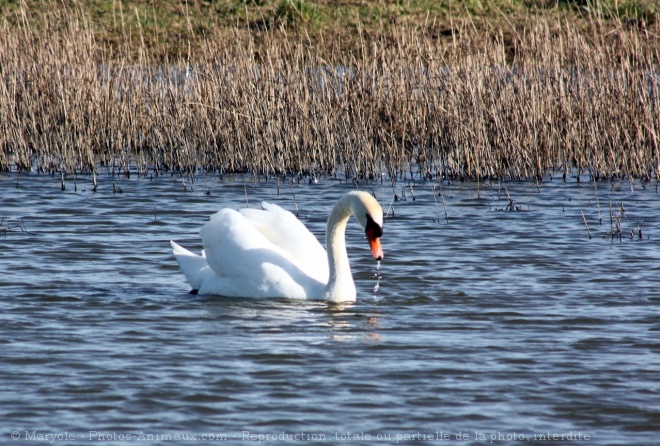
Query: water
1,171,659,445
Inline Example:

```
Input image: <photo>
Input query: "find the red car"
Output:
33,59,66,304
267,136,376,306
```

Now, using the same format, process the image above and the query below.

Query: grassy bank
1,1,658,182
1,1,656,60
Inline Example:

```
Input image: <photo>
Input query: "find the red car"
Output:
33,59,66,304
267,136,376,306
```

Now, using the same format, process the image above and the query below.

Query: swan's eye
365,214,383,237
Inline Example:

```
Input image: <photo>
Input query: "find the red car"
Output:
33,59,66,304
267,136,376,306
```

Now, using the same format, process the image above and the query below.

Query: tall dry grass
1,5,658,183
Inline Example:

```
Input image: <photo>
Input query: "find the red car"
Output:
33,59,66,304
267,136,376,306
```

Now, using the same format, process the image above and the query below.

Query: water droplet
372,261,381,297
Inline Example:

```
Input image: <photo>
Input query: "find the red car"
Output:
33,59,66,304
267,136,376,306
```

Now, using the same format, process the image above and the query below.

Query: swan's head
348,191,384,261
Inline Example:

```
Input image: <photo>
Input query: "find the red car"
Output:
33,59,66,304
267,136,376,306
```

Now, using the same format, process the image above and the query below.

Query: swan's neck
324,197,356,301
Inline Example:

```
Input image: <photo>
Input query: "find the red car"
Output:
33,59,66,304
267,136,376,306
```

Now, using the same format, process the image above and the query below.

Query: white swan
170,191,384,302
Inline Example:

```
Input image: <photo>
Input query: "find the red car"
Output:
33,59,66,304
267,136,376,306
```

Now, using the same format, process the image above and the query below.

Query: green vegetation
1,0,656,61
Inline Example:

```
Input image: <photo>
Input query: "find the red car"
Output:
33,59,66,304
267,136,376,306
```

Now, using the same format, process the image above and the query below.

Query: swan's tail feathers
170,240,210,291
171,240,192,256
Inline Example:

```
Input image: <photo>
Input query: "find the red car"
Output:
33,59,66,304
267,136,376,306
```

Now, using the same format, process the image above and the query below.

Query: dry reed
1,4,658,184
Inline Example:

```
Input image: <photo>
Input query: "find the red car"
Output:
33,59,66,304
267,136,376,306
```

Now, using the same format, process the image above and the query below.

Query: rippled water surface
1,171,659,445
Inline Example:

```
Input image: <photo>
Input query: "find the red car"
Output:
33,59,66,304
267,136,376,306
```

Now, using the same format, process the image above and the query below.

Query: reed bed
1,5,658,183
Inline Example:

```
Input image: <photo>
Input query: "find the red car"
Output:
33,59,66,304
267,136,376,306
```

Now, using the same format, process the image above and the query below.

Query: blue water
1,171,659,445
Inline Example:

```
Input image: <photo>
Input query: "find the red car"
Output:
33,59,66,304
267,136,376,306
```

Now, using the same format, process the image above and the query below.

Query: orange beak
366,228,384,260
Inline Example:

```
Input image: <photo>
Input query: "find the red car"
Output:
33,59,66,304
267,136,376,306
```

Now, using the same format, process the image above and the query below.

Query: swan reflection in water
199,298,383,343
326,302,383,343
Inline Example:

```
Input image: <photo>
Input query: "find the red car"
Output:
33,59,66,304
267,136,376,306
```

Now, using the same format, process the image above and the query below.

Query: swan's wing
238,202,329,283
199,208,322,298
170,240,213,290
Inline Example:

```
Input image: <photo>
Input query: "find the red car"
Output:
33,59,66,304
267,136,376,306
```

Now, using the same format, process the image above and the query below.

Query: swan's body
170,191,384,302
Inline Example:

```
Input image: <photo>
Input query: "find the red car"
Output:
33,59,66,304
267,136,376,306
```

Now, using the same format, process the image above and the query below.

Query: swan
170,191,384,302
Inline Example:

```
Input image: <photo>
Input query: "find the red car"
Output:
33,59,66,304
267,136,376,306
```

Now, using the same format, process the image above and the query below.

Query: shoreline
1,1,658,182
